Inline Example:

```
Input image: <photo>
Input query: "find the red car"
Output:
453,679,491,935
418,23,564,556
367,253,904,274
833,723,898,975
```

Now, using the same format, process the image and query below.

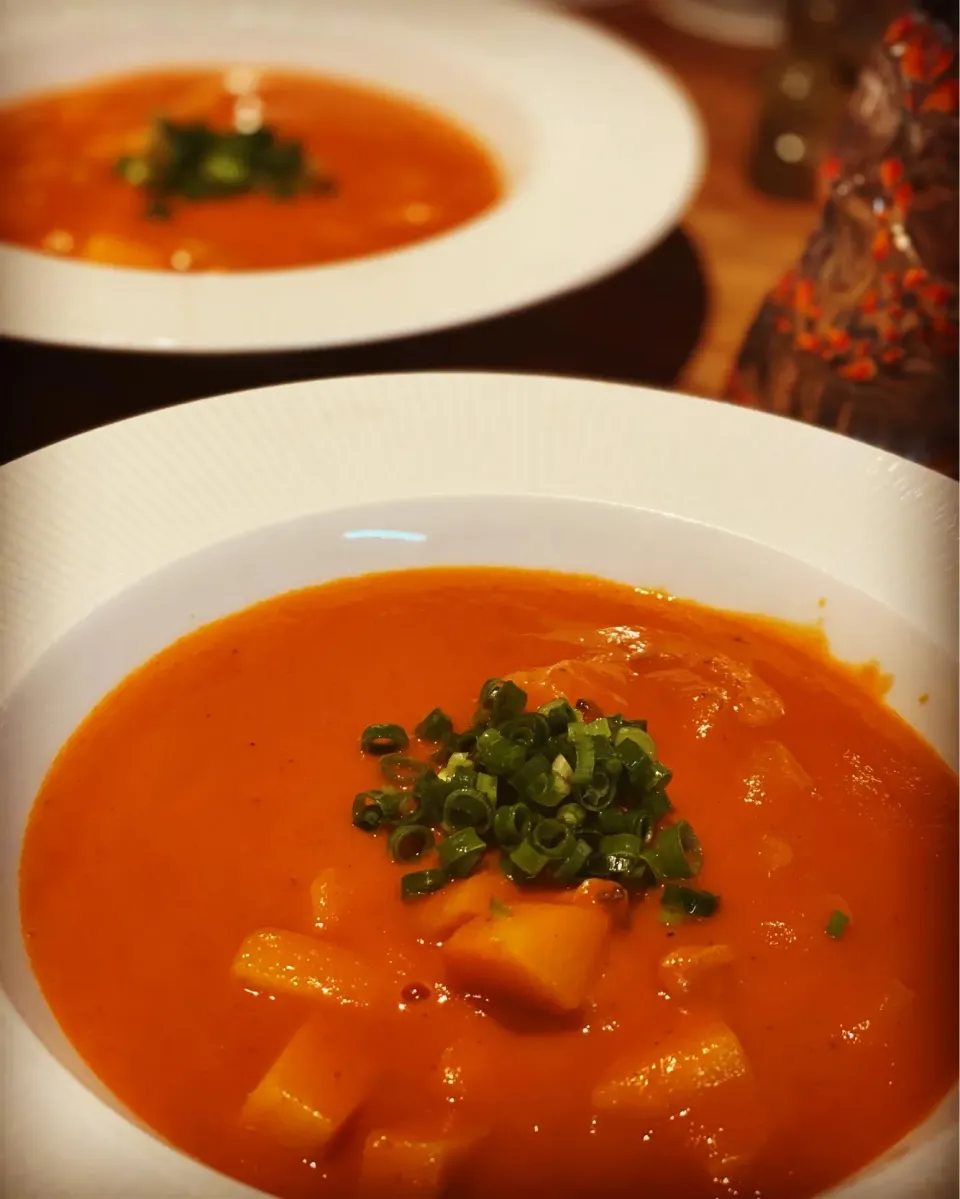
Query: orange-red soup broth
19,568,957,1199
0,68,502,272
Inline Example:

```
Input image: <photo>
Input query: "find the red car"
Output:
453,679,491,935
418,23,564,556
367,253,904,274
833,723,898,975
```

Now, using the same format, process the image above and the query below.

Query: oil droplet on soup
20,568,958,1199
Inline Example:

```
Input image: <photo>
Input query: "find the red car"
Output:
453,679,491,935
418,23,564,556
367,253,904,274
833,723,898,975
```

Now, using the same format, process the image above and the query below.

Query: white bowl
0,372,956,1198
0,0,703,352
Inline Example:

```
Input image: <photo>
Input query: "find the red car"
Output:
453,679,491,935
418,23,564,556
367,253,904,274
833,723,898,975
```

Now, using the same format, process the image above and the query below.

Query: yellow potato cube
360,1126,485,1198
418,870,515,942
232,928,379,1008
441,901,609,1014
593,1019,749,1117
658,944,734,994
241,1013,374,1151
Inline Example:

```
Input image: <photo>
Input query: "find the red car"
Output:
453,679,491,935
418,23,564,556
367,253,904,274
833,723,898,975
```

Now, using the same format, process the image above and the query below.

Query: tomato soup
0,68,502,272
19,568,957,1199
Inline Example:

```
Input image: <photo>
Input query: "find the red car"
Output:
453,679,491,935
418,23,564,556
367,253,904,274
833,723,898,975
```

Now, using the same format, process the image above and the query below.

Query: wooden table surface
593,4,818,398
1,5,822,460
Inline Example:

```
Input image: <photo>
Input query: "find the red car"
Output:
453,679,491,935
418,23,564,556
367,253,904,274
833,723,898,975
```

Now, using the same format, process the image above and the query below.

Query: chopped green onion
539,697,576,733
567,722,597,786
510,753,556,806
498,713,550,752
644,820,703,879
509,839,551,879
493,802,533,847
379,754,431,789
400,868,449,901
585,716,611,739
437,827,487,878
489,896,513,919
488,679,527,723
615,725,658,758
351,790,392,832
437,751,474,781
475,728,527,776
475,772,499,804
442,788,492,834
552,837,593,883
661,883,719,918
351,680,702,915
551,753,574,800
557,802,586,829
530,818,576,860
826,910,850,939
415,708,454,743
361,724,409,755
388,824,435,863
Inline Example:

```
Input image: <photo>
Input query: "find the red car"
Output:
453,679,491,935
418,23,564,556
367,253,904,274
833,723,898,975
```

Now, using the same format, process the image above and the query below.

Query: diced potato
80,234,164,269
441,902,609,1014
658,944,734,994
359,1126,484,1198
241,1013,374,1151
309,867,349,934
593,1019,749,1117
418,871,515,942
232,928,379,1008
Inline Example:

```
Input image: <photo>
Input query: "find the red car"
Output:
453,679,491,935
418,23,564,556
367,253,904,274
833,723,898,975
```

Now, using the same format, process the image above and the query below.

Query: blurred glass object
728,6,959,475
748,1,903,201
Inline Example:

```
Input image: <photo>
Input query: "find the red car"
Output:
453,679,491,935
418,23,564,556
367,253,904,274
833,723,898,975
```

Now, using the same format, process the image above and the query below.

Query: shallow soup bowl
0,372,956,1198
0,0,701,351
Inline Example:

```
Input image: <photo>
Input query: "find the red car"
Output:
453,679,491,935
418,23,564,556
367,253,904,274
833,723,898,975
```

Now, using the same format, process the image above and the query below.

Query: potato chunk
418,871,515,942
441,902,608,1014
232,928,379,1008
593,1019,749,1116
359,1126,484,1197
241,1013,374,1151
658,944,734,994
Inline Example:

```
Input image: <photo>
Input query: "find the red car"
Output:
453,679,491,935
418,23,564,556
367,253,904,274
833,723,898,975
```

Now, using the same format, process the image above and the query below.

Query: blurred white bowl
0,0,703,352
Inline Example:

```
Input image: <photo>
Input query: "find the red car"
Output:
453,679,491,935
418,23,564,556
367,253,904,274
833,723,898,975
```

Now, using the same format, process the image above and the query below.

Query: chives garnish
348,677,708,909
443,788,492,834
661,883,720,918
641,820,702,880
826,909,850,939
361,724,409,756
415,708,454,743
437,827,487,878
388,824,435,863
115,118,334,217
400,868,449,901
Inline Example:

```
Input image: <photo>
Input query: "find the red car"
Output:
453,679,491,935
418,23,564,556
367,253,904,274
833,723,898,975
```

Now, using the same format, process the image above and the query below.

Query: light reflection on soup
19,568,958,1199
0,68,503,272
